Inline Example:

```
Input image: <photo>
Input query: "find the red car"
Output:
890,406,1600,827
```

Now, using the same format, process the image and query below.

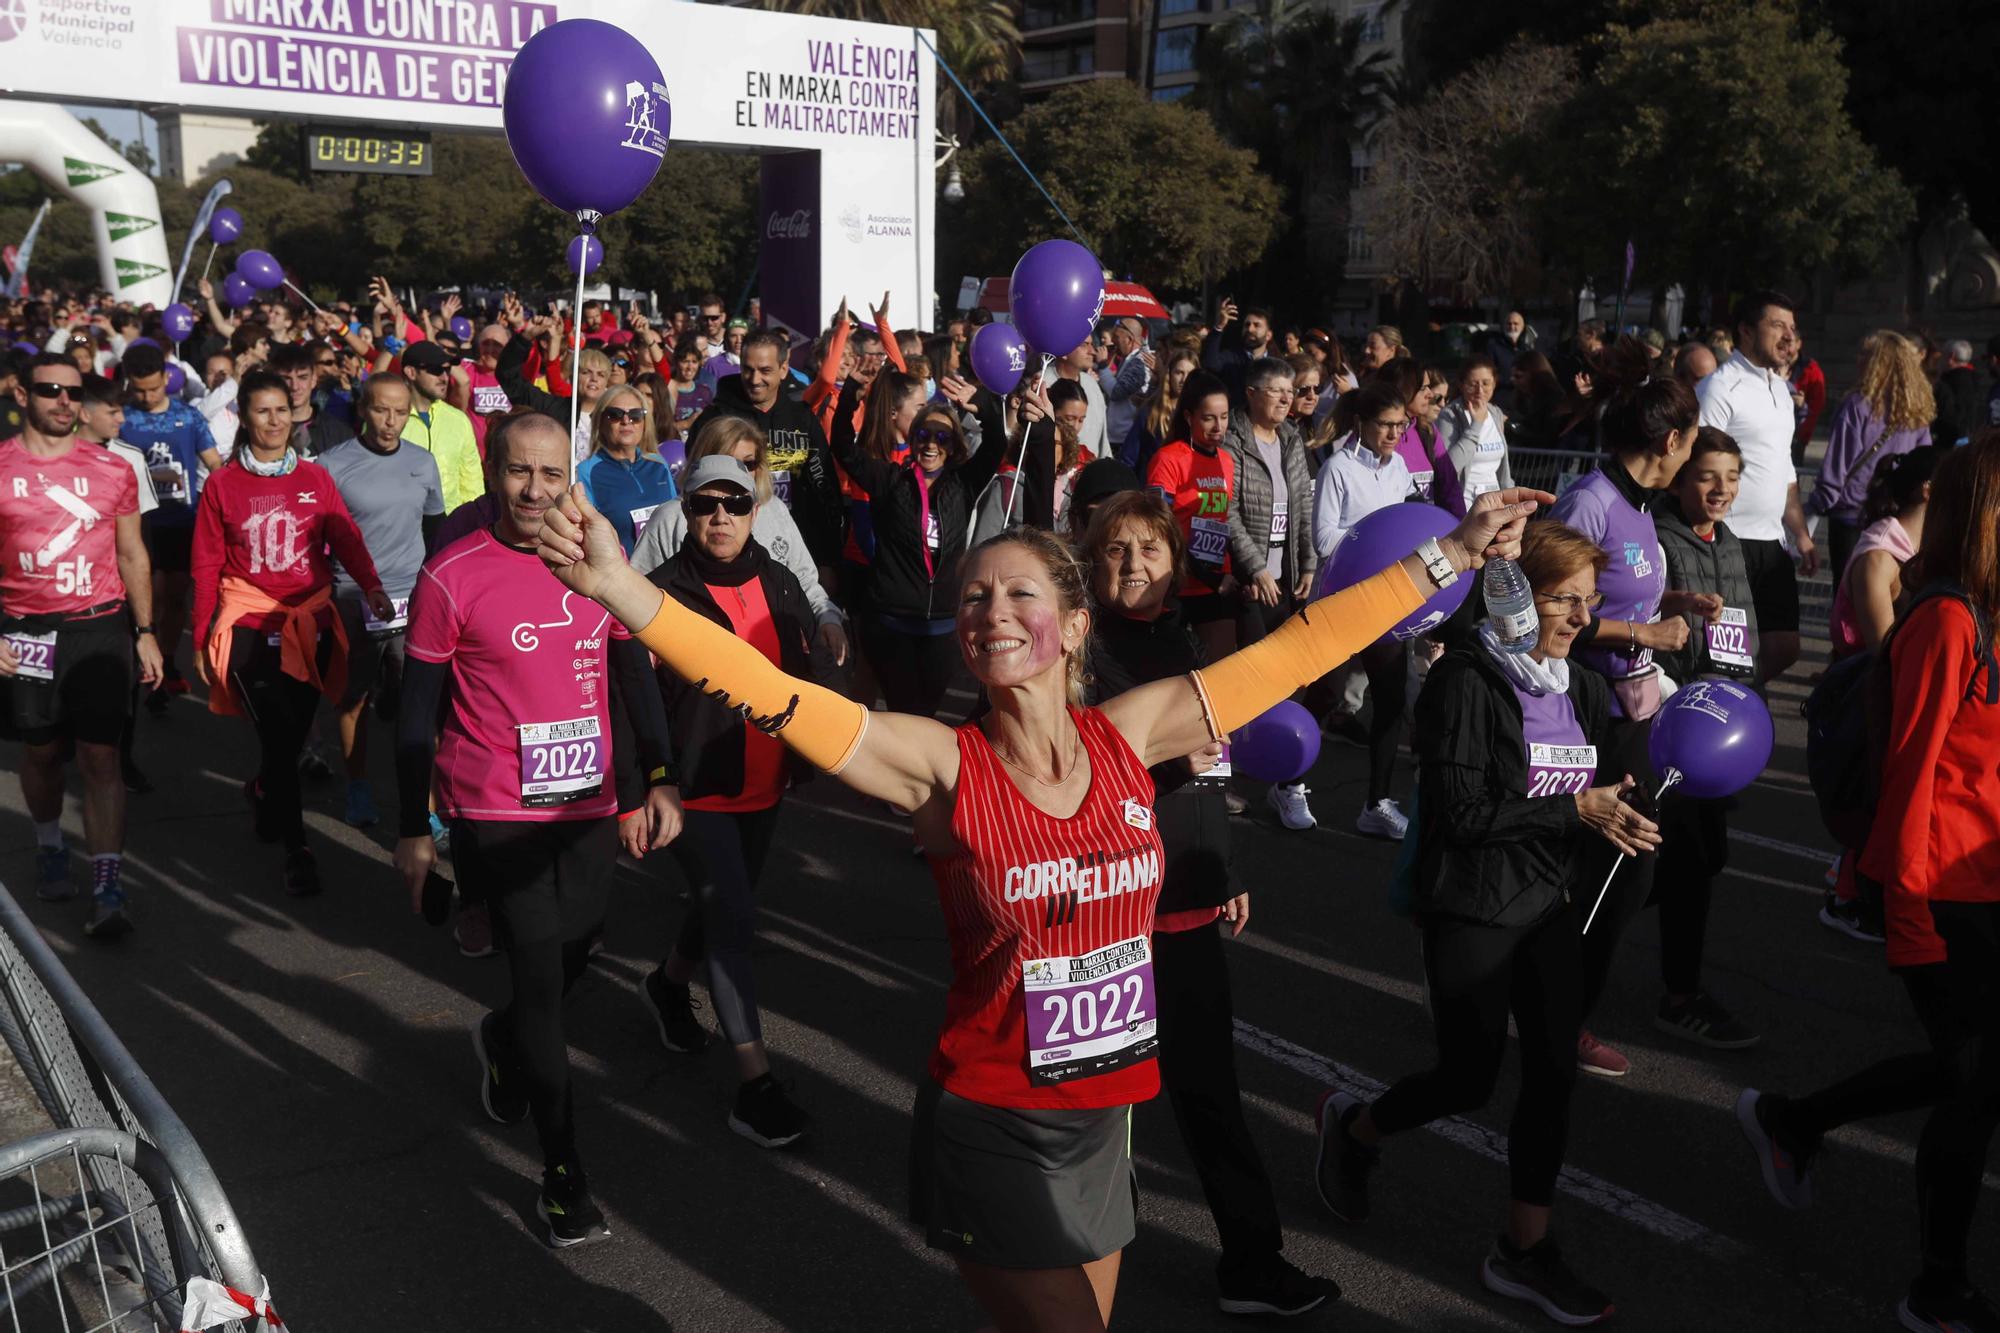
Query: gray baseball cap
680,454,755,494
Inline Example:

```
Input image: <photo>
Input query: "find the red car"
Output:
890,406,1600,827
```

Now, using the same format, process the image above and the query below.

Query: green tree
1532,3,1913,298
952,80,1278,294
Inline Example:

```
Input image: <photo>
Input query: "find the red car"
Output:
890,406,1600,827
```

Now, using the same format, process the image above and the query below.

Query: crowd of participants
2,276,2000,1331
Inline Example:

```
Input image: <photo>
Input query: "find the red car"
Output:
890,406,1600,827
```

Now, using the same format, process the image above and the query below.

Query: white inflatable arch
0,103,175,307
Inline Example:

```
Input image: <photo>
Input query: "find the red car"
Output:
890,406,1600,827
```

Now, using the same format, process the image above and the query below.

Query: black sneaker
1313,1090,1377,1223
282,846,320,897
1654,992,1761,1050
539,1163,610,1248
729,1074,809,1148
83,892,133,940
121,761,153,795
1735,1088,1816,1210
1819,892,1886,944
1216,1252,1340,1317
473,1013,529,1125
296,742,334,784
640,969,710,1053
1479,1233,1613,1326
1899,1280,2000,1332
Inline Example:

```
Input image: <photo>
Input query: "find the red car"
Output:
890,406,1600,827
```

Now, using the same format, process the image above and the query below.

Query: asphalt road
0,634,1990,1332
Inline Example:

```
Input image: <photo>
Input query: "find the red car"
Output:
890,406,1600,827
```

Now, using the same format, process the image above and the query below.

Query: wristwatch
1414,538,1458,590
132,625,155,637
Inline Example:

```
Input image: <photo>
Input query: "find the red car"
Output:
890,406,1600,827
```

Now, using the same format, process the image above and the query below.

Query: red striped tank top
928,705,1166,1109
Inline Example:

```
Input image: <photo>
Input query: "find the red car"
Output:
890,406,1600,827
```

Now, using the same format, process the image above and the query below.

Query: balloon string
282,279,323,314
1002,352,1055,529
570,250,588,476
1580,768,1679,935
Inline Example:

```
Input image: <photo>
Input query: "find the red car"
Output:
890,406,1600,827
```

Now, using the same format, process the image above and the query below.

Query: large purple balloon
659,436,686,482
222,273,256,307
503,19,669,219
968,323,1029,396
567,234,605,274
449,316,474,342
209,207,244,245
1315,501,1471,641
1230,701,1321,783
164,363,187,396
161,302,196,341
1010,239,1104,359
1647,679,1773,799
236,250,284,292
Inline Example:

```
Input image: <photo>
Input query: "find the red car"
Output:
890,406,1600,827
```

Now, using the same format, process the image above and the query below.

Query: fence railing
0,883,277,1332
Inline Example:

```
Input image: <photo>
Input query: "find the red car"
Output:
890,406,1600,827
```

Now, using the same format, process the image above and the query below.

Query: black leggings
1652,795,1729,995
1578,715,1658,1016
1370,902,1582,1207
1360,638,1406,804
455,817,616,1169
860,618,959,719
229,626,329,849
669,805,780,1047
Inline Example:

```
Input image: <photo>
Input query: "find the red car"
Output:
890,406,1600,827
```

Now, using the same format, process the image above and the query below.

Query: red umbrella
978,277,1170,323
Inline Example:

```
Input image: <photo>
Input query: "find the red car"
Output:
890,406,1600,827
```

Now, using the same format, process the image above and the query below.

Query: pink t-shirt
0,439,139,617
406,530,625,823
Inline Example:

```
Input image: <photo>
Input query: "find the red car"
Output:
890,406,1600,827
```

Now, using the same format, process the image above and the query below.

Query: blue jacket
577,451,679,554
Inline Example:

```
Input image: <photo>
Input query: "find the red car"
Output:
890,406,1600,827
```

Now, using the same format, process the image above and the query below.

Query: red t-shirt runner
929,706,1166,1110
191,459,380,635
686,577,788,814
406,530,624,824
1146,441,1236,596
0,439,139,618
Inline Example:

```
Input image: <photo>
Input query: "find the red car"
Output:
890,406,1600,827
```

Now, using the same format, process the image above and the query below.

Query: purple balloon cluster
1010,239,1104,360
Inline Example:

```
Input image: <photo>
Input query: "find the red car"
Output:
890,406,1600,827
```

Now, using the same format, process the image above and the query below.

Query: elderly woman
1313,520,1659,1329
539,467,1545,1332
575,383,676,555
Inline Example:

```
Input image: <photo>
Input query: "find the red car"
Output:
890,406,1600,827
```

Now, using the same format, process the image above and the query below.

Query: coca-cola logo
766,208,813,240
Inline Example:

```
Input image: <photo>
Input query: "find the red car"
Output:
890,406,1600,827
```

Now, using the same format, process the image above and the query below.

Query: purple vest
1552,468,1665,686
1512,681,1595,800
1393,424,1462,515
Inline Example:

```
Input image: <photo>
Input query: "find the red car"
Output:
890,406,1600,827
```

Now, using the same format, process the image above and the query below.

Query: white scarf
241,446,299,478
1478,620,1569,695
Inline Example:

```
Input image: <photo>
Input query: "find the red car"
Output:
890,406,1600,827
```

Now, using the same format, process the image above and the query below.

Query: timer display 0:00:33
306,132,432,176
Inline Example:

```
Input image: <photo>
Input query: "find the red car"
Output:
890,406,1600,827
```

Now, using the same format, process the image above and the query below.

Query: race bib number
628,505,659,539
1268,509,1288,547
472,385,511,414
517,716,606,807
1526,742,1597,799
1189,517,1229,566
4,630,55,682
363,596,409,635
1408,469,1435,501
1022,934,1158,1085
925,508,940,552
771,469,793,507
1705,606,1755,672
150,461,189,503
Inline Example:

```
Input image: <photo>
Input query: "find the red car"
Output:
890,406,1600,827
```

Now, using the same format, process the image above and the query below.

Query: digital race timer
305,129,434,176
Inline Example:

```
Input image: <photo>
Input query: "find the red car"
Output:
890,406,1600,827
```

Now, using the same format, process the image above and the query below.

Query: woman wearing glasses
1440,358,1515,506
575,385,677,556
1313,520,1658,1327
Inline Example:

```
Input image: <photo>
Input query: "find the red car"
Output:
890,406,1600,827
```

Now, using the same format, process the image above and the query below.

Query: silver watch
1415,538,1458,590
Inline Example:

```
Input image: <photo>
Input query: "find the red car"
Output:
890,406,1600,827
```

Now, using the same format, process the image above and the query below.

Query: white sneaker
1355,799,1408,841
1267,783,1316,831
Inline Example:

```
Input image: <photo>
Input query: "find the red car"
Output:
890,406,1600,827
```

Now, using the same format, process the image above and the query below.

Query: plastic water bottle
1483,557,1539,654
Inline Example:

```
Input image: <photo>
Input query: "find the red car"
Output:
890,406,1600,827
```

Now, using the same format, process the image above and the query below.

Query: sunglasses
686,490,755,518
599,406,647,424
315,359,337,369
910,426,953,448
30,382,79,401
702,312,725,323
1295,383,1321,396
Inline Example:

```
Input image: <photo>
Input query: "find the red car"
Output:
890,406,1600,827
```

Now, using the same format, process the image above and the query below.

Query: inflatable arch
0,102,175,308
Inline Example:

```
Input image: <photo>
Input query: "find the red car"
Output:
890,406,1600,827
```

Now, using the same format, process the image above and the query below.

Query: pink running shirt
0,439,140,617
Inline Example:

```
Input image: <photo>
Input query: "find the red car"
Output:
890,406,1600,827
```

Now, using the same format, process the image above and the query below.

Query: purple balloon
209,206,244,245
1230,701,1321,783
449,316,474,342
222,272,257,307
162,302,196,341
1647,679,1773,799
968,323,1029,396
11,341,38,356
1315,501,1471,641
659,436,686,481
236,250,284,292
125,337,159,353
164,363,186,396
1009,239,1104,359
503,18,669,219
567,234,605,274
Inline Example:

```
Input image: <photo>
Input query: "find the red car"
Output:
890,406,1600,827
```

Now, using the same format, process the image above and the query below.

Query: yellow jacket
400,398,484,512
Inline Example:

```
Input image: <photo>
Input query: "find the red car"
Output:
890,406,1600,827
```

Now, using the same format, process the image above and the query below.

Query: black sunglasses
600,406,646,424
30,382,79,400
686,490,755,517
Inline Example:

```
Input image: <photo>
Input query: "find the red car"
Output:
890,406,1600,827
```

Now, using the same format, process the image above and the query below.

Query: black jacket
1654,495,1758,684
494,331,570,422
687,377,846,569
1413,645,1611,927
1086,606,1233,915
630,539,819,807
1933,364,1985,447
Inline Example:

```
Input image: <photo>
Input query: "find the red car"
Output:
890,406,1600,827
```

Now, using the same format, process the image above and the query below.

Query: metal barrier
0,884,277,1332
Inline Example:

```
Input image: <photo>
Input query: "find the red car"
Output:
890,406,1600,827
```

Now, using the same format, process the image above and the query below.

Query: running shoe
641,969,710,1053
1224,789,1250,817
162,671,190,697
1654,992,1761,1050
1355,798,1408,841
34,845,75,902
84,891,133,940
1735,1088,1816,1210
1268,783,1317,831
1313,1089,1377,1223
121,760,153,795
1479,1233,1613,1326
1899,1282,2000,1332
296,741,334,784
473,1012,529,1125
1576,1030,1629,1078
1819,891,1886,944
1216,1252,1340,1317
344,780,379,828
729,1074,809,1148
282,846,320,898
539,1163,610,1248
455,904,497,959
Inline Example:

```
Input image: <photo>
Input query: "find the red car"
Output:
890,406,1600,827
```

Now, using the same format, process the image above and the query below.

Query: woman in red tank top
538,473,1550,1329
